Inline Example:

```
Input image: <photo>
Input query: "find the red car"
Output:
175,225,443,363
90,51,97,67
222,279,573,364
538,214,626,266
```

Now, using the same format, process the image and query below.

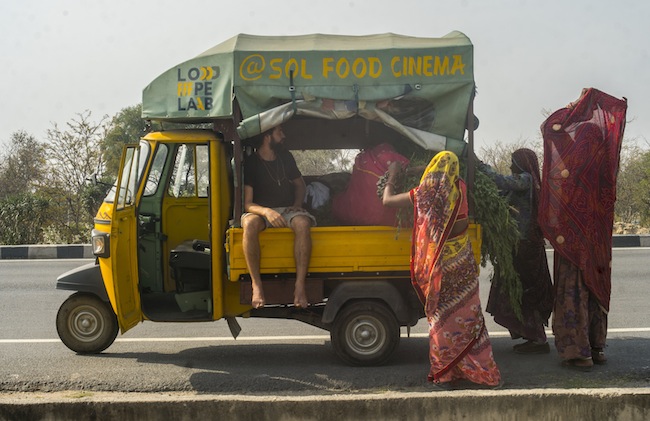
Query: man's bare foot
294,296,308,308
294,286,308,308
251,288,265,309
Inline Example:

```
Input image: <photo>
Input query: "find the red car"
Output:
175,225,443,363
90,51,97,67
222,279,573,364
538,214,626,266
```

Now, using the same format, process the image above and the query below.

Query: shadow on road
87,335,650,394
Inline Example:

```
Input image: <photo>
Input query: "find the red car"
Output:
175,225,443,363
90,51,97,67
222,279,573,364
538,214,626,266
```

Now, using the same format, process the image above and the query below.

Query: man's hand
263,208,288,228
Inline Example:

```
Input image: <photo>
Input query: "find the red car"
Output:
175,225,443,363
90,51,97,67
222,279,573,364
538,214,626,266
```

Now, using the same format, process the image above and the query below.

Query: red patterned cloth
410,151,500,386
538,88,627,311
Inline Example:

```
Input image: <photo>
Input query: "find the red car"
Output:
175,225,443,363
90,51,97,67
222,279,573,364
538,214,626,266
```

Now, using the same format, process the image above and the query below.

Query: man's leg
242,215,266,308
291,215,312,308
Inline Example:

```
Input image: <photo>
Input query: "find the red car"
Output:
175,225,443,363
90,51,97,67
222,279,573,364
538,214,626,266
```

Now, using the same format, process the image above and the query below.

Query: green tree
616,143,650,226
639,153,650,226
41,111,106,243
0,131,50,244
0,193,49,245
101,104,147,179
0,131,47,199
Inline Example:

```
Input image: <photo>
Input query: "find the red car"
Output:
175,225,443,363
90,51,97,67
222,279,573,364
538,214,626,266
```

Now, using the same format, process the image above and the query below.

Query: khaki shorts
241,207,317,228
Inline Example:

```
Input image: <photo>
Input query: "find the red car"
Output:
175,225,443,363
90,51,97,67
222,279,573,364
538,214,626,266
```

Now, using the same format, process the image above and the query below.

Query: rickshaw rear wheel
56,292,118,354
330,300,400,366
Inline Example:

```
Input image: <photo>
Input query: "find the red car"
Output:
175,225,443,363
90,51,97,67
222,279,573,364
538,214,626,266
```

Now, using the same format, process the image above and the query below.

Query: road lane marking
2,328,650,344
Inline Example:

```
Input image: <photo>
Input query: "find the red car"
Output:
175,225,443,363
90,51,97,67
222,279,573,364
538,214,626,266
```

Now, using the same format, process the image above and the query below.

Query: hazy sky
1,0,648,152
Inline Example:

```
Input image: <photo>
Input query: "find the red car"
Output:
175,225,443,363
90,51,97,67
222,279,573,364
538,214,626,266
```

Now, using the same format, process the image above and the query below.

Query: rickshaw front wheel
56,292,118,354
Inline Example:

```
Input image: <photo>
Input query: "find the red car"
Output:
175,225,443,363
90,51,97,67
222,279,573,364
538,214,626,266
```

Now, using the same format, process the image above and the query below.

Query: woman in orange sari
383,151,501,389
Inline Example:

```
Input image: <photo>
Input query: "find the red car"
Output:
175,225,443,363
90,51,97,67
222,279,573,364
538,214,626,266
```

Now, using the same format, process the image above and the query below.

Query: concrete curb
613,234,650,247
0,244,93,259
1,389,649,421
0,235,648,259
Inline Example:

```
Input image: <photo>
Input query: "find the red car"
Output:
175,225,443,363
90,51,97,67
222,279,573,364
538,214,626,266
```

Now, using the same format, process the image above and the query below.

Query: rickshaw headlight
91,230,110,258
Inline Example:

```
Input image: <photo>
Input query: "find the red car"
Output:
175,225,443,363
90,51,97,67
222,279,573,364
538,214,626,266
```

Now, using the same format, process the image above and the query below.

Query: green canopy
142,32,474,152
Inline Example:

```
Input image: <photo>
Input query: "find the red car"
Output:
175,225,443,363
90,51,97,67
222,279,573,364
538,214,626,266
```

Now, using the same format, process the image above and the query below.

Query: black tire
56,293,119,354
330,300,400,366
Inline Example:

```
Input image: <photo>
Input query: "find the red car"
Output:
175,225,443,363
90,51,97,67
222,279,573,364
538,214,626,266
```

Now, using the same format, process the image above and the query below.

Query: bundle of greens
375,152,432,229
472,167,522,320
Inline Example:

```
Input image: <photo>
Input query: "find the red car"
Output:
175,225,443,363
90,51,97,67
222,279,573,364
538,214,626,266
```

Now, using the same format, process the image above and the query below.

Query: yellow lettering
196,97,204,110
368,57,382,78
322,58,334,78
391,56,401,77
285,58,299,80
239,54,265,81
423,56,433,76
434,56,450,75
177,82,193,96
300,59,313,79
269,58,282,80
408,56,422,76
352,58,367,78
336,58,350,78
451,55,465,75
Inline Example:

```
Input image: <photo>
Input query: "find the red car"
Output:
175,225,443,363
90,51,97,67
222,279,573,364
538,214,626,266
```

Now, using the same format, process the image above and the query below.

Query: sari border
430,323,486,383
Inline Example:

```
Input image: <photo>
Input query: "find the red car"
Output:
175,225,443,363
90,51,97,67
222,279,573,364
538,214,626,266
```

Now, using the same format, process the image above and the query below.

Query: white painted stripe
1,328,649,344
115,335,329,342
545,248,650,252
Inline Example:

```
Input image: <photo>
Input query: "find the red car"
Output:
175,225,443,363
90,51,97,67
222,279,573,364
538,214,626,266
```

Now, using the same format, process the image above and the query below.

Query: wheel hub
348,317,385,354
70,307,103,341
79,317,93,330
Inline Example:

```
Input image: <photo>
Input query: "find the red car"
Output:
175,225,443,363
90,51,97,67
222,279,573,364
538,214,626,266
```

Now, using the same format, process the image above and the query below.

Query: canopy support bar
289,71,297,113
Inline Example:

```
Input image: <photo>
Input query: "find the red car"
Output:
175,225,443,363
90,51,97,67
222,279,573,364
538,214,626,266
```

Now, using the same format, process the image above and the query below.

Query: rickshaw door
110,145,144,332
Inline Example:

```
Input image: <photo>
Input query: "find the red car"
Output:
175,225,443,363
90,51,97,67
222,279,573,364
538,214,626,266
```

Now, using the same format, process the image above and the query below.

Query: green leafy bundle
472,168,523,320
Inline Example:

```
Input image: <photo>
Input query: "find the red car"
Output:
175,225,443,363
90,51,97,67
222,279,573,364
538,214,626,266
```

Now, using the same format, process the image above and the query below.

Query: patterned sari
539,88,627,360
411,151,501,386
539,88,627,312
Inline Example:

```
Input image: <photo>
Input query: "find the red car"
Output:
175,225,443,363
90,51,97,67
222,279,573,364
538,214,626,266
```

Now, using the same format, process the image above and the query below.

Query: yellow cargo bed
226,224,481,282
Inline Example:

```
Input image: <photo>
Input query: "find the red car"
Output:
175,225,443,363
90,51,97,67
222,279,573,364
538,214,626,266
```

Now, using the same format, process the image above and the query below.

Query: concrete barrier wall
0,244,93,259
0,236,648,259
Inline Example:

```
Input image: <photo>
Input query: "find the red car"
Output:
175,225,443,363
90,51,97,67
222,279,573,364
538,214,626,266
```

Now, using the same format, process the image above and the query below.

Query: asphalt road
1,250,650,394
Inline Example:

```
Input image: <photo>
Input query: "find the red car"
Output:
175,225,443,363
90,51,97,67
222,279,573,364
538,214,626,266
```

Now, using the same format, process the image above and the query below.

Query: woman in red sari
539,88,627,370
383,151,501,389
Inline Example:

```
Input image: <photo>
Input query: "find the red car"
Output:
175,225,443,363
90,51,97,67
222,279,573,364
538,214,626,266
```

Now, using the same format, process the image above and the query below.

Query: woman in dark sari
383,151,501,389
481,148,554,354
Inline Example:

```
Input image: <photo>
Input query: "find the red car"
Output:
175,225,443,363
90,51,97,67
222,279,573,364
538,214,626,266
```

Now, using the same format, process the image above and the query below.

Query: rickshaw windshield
103,140,151,204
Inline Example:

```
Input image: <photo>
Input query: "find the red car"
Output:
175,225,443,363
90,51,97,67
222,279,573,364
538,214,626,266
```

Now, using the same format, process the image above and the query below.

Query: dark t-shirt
244,150,302,208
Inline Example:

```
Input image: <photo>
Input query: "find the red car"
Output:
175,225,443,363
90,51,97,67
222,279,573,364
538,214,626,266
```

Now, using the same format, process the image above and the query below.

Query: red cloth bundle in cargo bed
332,143,409,226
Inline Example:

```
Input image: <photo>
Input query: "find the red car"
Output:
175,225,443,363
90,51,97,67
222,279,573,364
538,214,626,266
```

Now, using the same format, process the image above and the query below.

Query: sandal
514,341,550,355
490,379,505,390
591,348,607,365
431,381,454,391
561,358,594,372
